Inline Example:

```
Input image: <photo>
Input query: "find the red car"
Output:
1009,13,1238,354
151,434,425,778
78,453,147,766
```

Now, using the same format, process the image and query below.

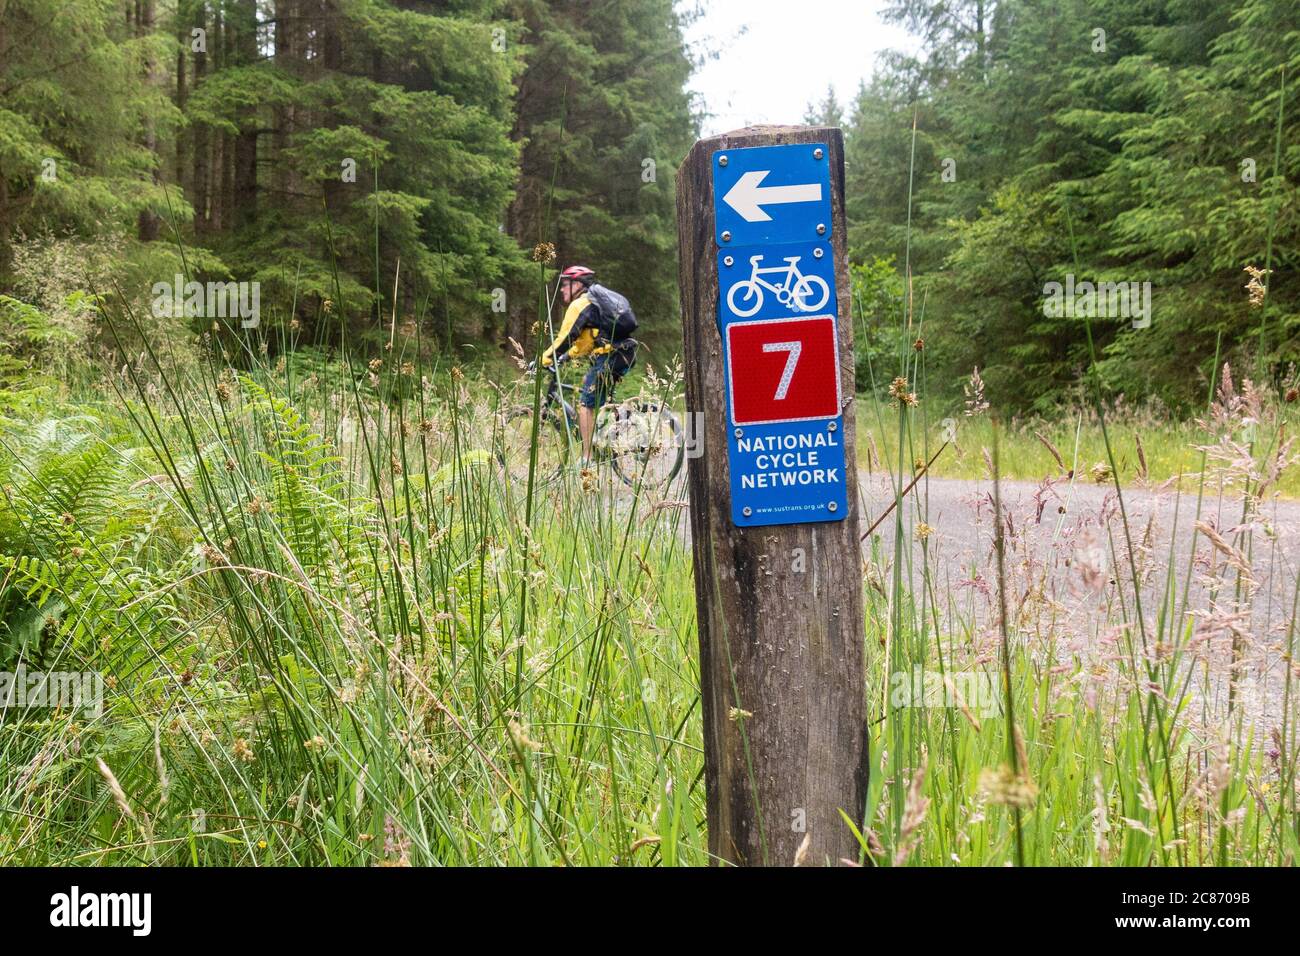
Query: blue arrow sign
713,143,832,248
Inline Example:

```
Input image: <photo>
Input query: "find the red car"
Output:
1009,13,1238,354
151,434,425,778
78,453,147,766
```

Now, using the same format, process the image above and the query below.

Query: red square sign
725,315,841,426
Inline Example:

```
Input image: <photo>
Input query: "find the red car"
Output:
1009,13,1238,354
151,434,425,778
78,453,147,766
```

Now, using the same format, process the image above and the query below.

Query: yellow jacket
541,293,606,366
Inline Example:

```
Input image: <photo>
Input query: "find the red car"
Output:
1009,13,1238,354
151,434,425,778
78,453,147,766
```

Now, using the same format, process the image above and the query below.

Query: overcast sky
683,0,918,136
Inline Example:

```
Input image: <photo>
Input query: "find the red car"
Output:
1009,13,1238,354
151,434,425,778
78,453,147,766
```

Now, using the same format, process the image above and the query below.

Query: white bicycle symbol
726,254,831,318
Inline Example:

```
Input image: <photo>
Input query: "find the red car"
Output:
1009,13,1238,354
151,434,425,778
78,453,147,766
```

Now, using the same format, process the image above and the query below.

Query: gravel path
859,472,1300,728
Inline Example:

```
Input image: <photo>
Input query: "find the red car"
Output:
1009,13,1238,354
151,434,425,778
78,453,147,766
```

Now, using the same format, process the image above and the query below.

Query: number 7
762,340,801,400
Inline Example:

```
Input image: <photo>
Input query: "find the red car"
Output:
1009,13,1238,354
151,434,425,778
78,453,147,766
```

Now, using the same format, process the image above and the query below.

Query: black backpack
586,284,638,341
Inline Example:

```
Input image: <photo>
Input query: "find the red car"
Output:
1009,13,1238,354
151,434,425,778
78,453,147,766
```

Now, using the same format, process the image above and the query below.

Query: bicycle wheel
498,403,575,490
607,401,684,489
726,279,764,318
791,274,831,312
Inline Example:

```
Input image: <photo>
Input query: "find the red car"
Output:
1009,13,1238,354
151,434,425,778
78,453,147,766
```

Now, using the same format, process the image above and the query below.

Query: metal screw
742,506,752,517
719,155,729,167
827,501,838,513
734,427,743,438
813,148,824,160
817,223,826,235
813,248,824,259
721,230,732,242
828,420,837,431
724,255,734,267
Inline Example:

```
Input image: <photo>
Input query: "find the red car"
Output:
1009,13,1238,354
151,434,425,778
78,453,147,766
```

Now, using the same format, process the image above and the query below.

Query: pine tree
0,0,177,271
503,0,696,350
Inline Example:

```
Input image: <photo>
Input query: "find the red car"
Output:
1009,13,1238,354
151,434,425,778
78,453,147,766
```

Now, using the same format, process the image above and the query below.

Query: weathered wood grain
676,125,869,866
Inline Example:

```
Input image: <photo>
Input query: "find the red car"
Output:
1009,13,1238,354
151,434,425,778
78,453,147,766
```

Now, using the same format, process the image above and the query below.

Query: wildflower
1286,387,1298,404
379,815,411,866
400,361,414,376
257,840,267,850
728,706,753,722
532,241,557,264
964,367,989,417
888,376,918,407
915,522,935,541
304,735,326,751
215,381,232,404
450,366,464,382
507,718,542,754
1089,462,1113,484
199,543,227,566
289,318,301,332
368,358,383,374
233,737,255,763
1244,265,1270,308
913,337,924,352
978,765,1037,808
61,512,74,526
247,495,265,515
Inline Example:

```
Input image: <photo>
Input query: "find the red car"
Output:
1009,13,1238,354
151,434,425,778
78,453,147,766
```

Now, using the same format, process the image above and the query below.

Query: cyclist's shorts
579,342,636,409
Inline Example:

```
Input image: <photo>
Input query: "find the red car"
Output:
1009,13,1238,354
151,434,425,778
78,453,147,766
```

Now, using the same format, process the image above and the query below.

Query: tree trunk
192,3,210,234
136,0,161,240
232,0,258,229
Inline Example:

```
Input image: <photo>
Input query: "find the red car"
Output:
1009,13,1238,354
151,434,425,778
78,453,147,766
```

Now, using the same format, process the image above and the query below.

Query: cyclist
540,265,639,468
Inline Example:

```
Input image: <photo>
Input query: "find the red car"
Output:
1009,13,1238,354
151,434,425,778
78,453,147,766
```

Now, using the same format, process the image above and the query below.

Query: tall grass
3,280,1296,864
0,307,708,863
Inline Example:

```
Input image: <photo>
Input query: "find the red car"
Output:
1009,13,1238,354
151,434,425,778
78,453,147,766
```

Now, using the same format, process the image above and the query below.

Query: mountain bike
498,361,684,490
725,253,831,317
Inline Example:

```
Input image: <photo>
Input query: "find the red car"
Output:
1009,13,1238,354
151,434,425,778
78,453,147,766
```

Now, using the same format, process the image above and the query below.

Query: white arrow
722,170,822,223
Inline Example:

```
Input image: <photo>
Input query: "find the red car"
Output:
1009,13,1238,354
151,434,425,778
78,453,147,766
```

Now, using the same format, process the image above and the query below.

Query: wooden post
676,125,869,866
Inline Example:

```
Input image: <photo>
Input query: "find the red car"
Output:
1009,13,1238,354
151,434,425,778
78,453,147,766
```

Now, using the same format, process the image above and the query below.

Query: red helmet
560,265,595,282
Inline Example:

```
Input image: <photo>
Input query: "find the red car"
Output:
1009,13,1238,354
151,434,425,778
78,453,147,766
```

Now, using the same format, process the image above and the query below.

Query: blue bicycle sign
725,253,831,318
